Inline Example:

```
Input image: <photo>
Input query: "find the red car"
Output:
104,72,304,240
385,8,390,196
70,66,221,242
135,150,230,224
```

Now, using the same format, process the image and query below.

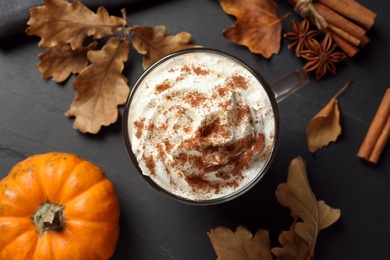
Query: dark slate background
1,0,389,259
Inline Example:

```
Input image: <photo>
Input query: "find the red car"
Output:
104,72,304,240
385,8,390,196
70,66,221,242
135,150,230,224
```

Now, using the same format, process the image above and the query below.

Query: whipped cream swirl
127,51,275,201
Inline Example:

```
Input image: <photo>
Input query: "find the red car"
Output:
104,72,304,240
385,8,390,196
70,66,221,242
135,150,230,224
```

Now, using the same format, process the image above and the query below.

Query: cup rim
122,47,280,205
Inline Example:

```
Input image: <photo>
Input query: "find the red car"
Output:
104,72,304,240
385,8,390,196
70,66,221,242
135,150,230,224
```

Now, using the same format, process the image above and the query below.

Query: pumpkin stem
32,200,65,236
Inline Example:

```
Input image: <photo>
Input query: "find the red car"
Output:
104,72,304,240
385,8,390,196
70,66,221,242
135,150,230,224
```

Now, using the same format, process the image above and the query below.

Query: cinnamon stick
331,32,359,57
360,34,370,48
313,2,366,40
329,26,371,57
368,116,390,164
328,24,361,47
318,0,376,30
287,0,370,56
287,0,367,40
358,89,390,164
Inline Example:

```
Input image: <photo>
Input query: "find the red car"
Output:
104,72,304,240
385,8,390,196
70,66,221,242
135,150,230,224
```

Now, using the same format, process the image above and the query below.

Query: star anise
300,33,346,80
284,18,320,57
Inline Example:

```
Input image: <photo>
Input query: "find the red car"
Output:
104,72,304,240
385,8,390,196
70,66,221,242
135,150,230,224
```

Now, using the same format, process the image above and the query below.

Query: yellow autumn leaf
275,157,341,254
218,0,287,58
26,0,126,50
131,25,201,70
38,41,97,83
271,223,312,260
307,97,341,153
65,37,130,134
208,226,272,260
307,81,353,153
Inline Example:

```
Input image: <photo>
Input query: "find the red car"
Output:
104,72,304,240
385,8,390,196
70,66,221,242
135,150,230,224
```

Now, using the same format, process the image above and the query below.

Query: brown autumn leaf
307,81,352,153
38,41,97,83
131,25,201,70
307,97,341,153
208,226,273,260
26,0,126,50
271,223,312,260
218,0,287,58
274,157,341,254
65,37,130,134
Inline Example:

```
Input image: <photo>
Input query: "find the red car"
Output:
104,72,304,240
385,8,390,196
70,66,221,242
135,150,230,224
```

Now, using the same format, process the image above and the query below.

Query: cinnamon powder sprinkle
234,99,252,126
155,80,173,94
183,91,207,107
142,153,156,176
192,65,209,75
215,84,229,98
180,65,210,76
134,118,145,139
134,63,273,197
231,74,248,90
181,65,191,73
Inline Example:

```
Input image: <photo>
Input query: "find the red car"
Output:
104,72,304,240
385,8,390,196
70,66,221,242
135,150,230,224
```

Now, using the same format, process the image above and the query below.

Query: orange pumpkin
0,152,120,259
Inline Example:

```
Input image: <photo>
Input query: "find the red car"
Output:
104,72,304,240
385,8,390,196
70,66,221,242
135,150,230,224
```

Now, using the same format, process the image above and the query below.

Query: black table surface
1,0,389,259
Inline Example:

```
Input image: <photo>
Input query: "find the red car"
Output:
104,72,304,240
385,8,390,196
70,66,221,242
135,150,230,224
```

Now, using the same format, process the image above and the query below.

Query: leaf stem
121,8,127,20
334,80,354,98
120,8,132,38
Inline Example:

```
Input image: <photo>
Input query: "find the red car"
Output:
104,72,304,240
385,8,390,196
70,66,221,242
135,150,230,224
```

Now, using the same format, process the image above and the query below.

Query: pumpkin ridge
0,177,27,204
36,154,85,203
45,159,85,203
57,162,107,205
60,228,107,260
0,217,35,247
66,220,119,260
0,226,37,258
24,155,46,202
61,179,117,221
0,170,44,216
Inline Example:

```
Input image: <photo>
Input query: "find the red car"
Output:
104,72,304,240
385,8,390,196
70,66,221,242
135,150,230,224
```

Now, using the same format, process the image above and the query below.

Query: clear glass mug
123,48,308,205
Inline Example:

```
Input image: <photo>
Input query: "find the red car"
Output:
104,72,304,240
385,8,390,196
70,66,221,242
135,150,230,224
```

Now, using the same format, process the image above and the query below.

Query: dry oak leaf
219,0,287,58
65,37,130,134
26,0,126,50
208,226,272,260
131,25,201,70
271,223,312,260
275,157,341,254
38,41,98,83
307,81,352,153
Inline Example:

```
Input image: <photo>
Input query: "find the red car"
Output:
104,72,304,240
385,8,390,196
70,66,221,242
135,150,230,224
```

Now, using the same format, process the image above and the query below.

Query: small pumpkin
0,152,120,259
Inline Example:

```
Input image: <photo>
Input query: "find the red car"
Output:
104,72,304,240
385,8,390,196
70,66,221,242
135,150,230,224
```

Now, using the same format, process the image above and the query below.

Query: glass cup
123,48,308,205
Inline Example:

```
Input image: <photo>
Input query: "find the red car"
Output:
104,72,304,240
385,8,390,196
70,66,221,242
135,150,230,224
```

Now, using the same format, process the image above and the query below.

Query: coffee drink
125,49,277,202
